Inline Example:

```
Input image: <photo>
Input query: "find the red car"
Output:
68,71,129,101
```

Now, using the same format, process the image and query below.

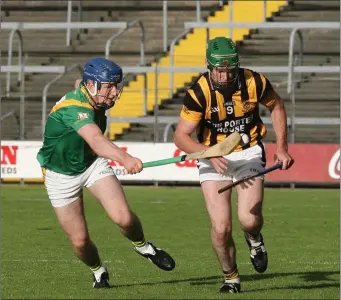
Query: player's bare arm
174,118,205,153
268,91,294,170
174,118,228,174
78,123,143,174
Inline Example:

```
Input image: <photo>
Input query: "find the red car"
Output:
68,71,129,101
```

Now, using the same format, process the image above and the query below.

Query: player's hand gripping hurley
142,132,241,168
218,162,283,194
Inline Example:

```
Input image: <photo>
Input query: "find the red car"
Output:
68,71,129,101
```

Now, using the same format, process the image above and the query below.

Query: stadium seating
1,0,339,143
114,0,340,144
1,0,222,139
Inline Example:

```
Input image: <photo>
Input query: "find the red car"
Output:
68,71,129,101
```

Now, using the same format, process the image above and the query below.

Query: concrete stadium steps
0,68,80,98
238,7,339,56
266,125,339,144
45,54,156,68
79,1,223,10
109,1,288,139
240,54,338,66
1,5,218,56
271,10,339,21
1,99,50,140
1,4,217,54
1,10,104,21
113,1,340,143
238,40,339,55
1,0,222,140
246,29,339,42
2,0,222,10
1,52,155,99
2,0,339,144
287,1,340,11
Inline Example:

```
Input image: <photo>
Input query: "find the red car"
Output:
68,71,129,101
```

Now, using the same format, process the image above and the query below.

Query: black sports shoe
93,271,111,288
219,282,241,293
244,232,268,273
134,242,175,271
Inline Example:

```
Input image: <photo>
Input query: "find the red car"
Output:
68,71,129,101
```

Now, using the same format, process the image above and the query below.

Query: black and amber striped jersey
180,68,276,151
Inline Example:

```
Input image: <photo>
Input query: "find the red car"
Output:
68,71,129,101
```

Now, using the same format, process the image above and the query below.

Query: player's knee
70,234,90,249
239,214,262,232
115,210,134,228
211,223,232,244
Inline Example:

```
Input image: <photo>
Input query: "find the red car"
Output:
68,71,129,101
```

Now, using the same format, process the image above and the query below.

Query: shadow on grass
113,270,339,291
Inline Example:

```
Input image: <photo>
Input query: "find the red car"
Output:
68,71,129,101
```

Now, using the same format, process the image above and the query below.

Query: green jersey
37,84,107,175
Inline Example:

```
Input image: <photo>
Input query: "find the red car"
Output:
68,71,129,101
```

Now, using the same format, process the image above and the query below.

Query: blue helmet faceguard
82,58,124,109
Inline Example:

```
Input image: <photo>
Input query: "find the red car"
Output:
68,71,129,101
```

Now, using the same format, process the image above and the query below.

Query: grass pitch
1,185,339,299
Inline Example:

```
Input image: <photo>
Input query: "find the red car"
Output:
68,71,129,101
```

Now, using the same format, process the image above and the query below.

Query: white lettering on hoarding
1,145,18,176
328,149,340,180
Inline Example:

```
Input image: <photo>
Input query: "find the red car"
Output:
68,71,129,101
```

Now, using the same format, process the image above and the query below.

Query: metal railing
109,65,340,142
41,64,83,136
105,19,147,115
66,0,85,46
2,64,340,142
2,22,128,94
4,28,25,140
1,22,128,30
6,28,23,97
62,0,225,52
163,0,277,51
1,111,20,140
1,64,67,140
288,29,303,143
170,22,339,100
62,1,274,52
105,19,145,66
182,21,340,142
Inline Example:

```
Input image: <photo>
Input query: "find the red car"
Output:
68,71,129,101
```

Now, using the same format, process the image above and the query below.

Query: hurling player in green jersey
37,58,175,289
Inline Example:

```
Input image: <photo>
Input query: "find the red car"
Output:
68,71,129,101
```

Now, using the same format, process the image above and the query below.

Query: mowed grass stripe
1,186,339,299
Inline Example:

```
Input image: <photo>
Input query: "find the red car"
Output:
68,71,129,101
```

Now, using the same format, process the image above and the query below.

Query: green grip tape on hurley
143,156,184,168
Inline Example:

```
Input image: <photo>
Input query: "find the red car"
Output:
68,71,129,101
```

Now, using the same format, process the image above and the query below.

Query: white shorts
197,143,266,183
43,157,115,208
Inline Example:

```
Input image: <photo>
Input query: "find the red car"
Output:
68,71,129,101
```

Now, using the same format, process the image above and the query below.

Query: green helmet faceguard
206,37,240,89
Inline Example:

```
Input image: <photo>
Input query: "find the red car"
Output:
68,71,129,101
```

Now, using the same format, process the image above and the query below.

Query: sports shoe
219,282,241,293
244,232,268,273
134,242,175,271
93,270,111,288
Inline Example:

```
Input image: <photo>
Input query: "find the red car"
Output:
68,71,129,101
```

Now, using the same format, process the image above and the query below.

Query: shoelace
251,245,266,256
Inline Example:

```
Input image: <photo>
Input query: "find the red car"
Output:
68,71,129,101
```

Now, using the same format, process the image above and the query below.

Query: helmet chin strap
96,90,116,109
84,82,114,109
85,81,98,97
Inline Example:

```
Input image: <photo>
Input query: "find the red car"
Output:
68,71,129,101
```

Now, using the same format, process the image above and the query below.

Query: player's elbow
174,130,187,149
270,101,285,114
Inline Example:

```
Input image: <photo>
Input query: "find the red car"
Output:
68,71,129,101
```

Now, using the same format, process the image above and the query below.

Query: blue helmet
83,57,123,88
82,58,123,109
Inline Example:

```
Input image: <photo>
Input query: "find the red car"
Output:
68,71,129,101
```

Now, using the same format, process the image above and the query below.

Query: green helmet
206,37,240,89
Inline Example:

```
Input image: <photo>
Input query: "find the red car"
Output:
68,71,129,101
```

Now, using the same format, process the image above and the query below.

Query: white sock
93,265,107,282
247,233,262,248
135,242,155,255
225,277,241,284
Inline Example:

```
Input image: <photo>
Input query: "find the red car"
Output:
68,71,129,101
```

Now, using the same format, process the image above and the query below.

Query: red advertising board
265,144,340,183
0,141,339,184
